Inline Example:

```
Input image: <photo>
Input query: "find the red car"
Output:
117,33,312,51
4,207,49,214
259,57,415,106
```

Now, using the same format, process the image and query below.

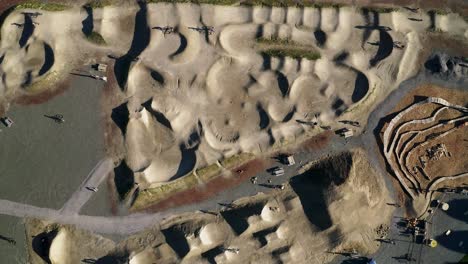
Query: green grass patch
430,9,450,15
460,254,468,264
85,0,114,8
302,2,343,8
132,172,199,210
221,153,254,169
15,1,69,11
262,48,320,60
197,163,222,182
132,152,256,210
146,0,238,5
256,37,295,46
255,37,321,60
86,31,106,45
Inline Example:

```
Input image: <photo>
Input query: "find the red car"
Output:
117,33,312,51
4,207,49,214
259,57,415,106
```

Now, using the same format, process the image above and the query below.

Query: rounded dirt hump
203,103,260,150
142,144,182,183
0,38,55,93
219,23,260,59
205,59,251,101
289,74,325,117
32,228,58,264
315,58,369,106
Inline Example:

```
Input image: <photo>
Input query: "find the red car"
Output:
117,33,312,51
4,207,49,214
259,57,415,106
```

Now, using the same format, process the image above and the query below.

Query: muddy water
0,75,105,261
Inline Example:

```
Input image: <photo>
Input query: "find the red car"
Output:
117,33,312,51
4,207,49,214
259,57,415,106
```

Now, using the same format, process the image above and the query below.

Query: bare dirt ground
1,1,467,213
378,84,468,215
25,149,393,264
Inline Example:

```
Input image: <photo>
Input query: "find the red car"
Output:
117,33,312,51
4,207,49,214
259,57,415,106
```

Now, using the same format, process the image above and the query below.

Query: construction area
25,150,393,264
0,0,466,264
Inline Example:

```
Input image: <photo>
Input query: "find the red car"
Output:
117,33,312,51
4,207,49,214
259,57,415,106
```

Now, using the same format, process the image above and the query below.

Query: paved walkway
60,158,114,214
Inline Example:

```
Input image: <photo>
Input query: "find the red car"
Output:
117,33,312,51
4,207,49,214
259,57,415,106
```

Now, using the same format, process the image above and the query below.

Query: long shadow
275,71,289,97
150,69,165,85
161,226,191,258
169,32,187,59
114,160,134,201
436,230,468,254
111,102,129,136
370,29,393,66
19,14,35,48
170,143,198,181
38,43,55,76
282,106,296,122
142,99,172,130
256,102,270,129
261,53,271,70
21,70,33,87
428,10,436,31
253,226,278,247
351,71,369,103
81,4,94,36
32,229,58,264
95,253,129,264
113,1,150,90
201,246,224,264
360,9,379,48
314,7,326,47
341,257,371,264
272,245,290,257
333,53,369,104
289,153,352,230
267,128,275,145
221,203,264,235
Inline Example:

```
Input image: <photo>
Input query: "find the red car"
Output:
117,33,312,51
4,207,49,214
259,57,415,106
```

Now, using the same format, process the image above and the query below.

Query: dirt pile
26,149,393,264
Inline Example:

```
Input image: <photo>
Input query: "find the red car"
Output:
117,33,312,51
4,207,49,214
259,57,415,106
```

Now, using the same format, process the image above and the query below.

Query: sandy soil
0,3,466,190
25,148,393,264
379,84,468,215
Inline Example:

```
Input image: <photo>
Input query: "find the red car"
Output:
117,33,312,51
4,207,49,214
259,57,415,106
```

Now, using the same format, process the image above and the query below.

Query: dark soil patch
14,78,71,105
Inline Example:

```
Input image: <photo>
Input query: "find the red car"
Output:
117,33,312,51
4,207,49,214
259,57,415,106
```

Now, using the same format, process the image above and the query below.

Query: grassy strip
15,1,69,11
132,152,253,210
221,152,254,169
147,0,237,5
86,31,107,45
197,163,222,182
256,37,321,60
460,254,468,264
256,36,295,46
132,172,199,210
22,71,60,94
262,48,320,60
85,0,114,8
